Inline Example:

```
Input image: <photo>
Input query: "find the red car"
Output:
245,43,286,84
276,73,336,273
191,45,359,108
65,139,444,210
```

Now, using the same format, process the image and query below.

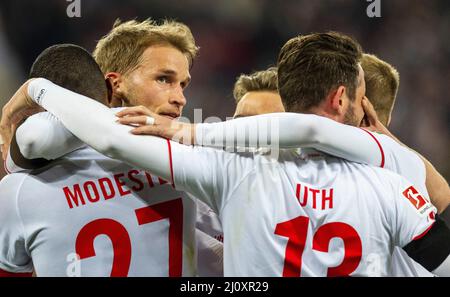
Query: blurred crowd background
0,0,449,180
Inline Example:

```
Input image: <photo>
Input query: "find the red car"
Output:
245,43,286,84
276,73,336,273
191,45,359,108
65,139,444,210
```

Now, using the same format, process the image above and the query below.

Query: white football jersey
368,131,427,196
369,132,433,276
0,147,197,276
195,198,224,276
170,146,436,276
3,111,224,277
196,198,223,243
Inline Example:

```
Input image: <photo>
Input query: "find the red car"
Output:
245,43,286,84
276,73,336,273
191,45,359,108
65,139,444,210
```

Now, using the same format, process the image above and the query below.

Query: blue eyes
157,76,169,84
157,76,188,89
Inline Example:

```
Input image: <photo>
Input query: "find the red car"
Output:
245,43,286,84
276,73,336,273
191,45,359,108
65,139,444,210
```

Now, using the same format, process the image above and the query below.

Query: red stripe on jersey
166,139,175,188
359,128,385,168
412,222,435,241
0,269,32,277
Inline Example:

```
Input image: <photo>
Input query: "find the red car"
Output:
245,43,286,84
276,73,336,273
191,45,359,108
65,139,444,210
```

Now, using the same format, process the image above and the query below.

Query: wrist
23,80,35,107
27,78,50,106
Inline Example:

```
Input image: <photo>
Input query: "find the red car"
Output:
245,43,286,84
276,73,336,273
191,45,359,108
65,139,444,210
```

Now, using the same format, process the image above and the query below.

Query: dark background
0,0,448,180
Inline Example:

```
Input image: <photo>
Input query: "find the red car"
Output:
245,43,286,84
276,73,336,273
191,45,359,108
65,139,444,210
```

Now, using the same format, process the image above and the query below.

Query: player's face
233,91,285,118
343,65,365,126
120,45,191,119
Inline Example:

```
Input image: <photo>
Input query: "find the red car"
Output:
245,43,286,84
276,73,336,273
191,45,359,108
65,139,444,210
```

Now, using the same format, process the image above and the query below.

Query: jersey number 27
75,198,183,277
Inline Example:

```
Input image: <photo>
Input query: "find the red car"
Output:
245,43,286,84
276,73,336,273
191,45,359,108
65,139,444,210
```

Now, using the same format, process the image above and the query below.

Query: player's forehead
358,64,365,85
235,91,283,118
138,44,190,80
246,92,283,109
241,91,280,105
357,64,365,94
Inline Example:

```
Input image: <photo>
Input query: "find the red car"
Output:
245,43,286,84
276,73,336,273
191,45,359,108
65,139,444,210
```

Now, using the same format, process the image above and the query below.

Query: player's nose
169,85,187,107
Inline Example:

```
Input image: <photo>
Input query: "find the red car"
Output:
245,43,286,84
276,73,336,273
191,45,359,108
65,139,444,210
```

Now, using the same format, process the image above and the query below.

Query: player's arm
367,131,450,214
1,79,228,210
417,155,450,215
5,132,49,173
442,206,450,227
120,97,450,213
117,108,385,167
392,177,450,276
24,78,175,182
7,112,84,172
403,217,450,276
362,98,450,214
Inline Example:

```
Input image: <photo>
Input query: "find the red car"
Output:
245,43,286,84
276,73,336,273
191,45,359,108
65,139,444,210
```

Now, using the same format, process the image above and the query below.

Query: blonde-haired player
1,19,223,276
233,67,284,118
4,32,450,276
361,53,450,220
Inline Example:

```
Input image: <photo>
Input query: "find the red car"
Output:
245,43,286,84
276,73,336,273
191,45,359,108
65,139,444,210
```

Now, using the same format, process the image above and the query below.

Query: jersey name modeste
0,147,197,277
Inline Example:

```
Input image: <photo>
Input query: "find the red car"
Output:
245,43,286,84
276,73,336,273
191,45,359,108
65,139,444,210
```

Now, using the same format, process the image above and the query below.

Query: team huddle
0,19,449,277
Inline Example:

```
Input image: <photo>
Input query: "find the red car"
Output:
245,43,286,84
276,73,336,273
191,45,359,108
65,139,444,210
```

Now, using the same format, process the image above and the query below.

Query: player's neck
305,106,343,124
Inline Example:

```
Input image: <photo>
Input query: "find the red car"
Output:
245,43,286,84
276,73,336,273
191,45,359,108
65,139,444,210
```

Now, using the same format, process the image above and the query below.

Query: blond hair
361,53,400,126
93,19,199,75
233,67,278,103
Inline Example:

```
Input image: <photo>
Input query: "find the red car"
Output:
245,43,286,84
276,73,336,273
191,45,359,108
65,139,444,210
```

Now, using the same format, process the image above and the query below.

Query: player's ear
328,86,346,115
105,77,114,106
105,72,125,107
105,72,122,89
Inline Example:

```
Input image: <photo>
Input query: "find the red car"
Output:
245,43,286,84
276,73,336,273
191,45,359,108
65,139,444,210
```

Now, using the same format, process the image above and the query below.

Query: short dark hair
30,44,107,102
277,32,363,112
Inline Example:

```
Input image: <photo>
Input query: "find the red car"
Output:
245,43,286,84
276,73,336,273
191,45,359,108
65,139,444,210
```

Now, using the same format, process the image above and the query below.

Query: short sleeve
392,176,437,248
0,174,33,273
169,142,253,214
15,112,85,161
377,134,428,196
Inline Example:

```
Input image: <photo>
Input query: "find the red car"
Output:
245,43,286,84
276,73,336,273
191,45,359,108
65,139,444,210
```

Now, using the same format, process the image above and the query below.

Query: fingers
129,123,193,145
145,116,155,125
1,144,8,162
129,125,160,136
116,115,161,138
0,80,39,161
0,107,13,155
116,115,150,127
0,103,13,132
116,106,153,118
362,96,376,115
115,107,192,143
360,114,370,128
362,96,378,125
0,135,4,160
0,134,10,162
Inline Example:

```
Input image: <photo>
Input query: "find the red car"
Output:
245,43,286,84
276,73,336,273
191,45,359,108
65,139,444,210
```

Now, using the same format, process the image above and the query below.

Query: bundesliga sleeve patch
402,186,433,215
